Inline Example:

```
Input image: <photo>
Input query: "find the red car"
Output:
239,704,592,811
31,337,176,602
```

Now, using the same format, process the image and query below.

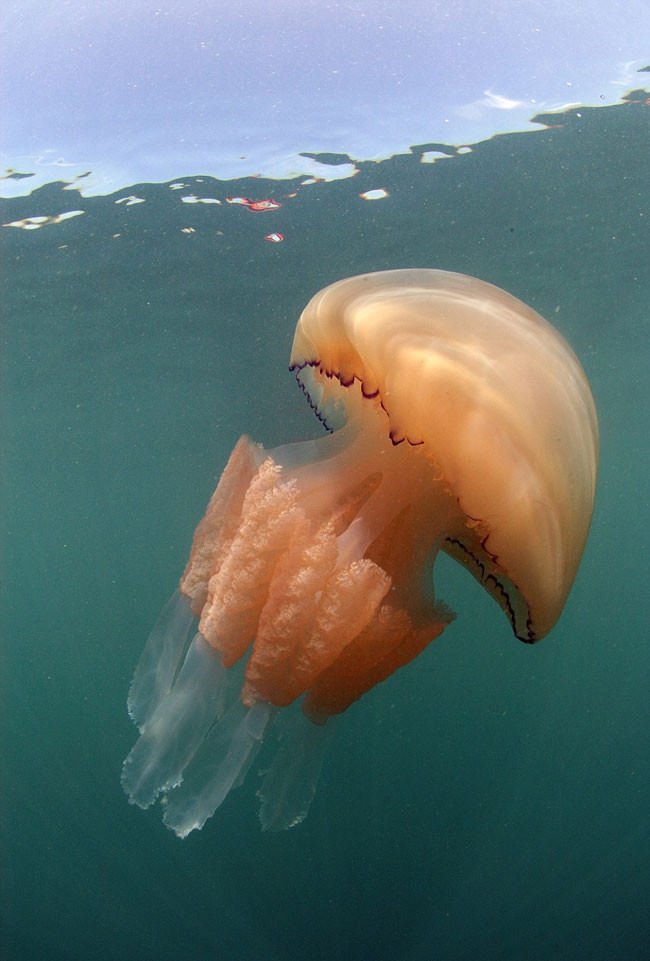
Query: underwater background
2,81,650,961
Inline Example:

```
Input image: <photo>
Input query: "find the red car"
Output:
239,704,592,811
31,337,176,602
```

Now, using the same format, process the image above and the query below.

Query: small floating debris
2,209,85,230
264,232,284,243
181,195,222,205
359,188,389,201
245,198,281,211
226,196,282,212
115,195,145,206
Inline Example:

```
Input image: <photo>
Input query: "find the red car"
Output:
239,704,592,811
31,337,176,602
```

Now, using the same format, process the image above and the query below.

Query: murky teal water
2,98,649,960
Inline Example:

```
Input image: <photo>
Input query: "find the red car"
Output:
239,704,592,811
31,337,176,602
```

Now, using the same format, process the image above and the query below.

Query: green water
2,98,649,960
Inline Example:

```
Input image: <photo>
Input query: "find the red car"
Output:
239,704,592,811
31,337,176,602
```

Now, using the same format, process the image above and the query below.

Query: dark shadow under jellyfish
122,269,599,837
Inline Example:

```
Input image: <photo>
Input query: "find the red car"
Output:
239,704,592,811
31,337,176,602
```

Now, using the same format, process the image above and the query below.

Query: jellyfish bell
122,269,599,837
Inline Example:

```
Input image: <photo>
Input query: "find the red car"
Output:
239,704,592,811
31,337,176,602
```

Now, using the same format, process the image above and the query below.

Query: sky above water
2,0,649,196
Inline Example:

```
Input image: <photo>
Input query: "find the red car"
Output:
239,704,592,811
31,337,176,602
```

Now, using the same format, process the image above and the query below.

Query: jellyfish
122,269,598,837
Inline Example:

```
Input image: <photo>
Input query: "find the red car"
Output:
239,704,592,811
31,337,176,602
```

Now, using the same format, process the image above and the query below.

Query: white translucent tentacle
123,598,335,835
258,710,332,831
127,590,196,729
162,701,274,838
121,631,227,808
